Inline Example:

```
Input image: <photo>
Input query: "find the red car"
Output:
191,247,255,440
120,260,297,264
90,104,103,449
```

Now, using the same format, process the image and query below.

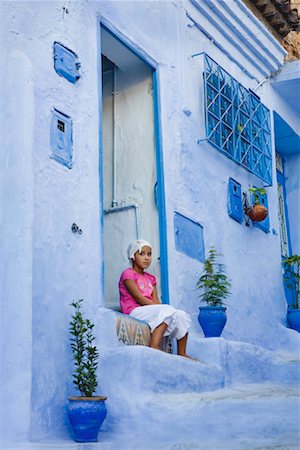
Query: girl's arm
124,279,154,306
151,287,161,304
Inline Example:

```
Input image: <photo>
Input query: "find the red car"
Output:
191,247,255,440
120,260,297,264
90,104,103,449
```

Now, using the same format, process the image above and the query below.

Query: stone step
4,384,299,450
95,307,300,391
102,383,300,450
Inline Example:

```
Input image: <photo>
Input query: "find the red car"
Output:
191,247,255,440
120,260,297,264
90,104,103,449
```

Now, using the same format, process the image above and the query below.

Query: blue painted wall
1,0,299,446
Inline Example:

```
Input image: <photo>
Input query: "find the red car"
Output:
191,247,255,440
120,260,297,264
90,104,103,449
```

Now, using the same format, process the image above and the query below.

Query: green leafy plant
70,299,99,397
196,247,231,307
283,255,300,309
248,187,266,205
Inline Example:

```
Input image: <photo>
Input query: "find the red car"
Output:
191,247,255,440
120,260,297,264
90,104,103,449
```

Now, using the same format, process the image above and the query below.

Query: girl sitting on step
119,239,195,360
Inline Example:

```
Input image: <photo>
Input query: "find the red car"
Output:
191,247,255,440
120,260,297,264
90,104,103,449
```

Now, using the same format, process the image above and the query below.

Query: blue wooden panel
252,190,270,233
50,109,73,169
227,178,243,223
53,42,80,83
174,212,205,262
282,261,297,308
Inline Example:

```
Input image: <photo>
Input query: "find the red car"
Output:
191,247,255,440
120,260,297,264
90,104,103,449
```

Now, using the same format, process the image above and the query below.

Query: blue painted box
50,109,73,169
174,212,205,262
53,42,80,83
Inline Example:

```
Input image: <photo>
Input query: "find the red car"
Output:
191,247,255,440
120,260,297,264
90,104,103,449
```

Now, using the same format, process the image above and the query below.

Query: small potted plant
196,247,231,337
67,299,107,442
246,187,268,222
283,255,300,332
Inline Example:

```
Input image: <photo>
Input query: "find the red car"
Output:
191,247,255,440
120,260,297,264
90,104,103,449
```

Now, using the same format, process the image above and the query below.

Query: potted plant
196,247,231,337
67,299,107,442
283,255,300,332
246,187,268,222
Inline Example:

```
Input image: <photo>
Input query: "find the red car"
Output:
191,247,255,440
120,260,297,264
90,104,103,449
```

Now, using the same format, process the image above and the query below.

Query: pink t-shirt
119,268,156,315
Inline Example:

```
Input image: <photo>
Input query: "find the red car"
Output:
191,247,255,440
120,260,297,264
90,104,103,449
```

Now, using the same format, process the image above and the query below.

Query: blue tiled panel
174,212,205,262
227,178,243,223
115,312,172,352
252,189,270,233
53,42,80,83
50,109,73,168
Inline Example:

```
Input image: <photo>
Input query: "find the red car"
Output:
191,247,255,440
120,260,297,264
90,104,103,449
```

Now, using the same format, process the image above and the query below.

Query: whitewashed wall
1,0,299,445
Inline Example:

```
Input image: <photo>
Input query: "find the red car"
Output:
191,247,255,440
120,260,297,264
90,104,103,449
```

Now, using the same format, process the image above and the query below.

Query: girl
119,239,194,359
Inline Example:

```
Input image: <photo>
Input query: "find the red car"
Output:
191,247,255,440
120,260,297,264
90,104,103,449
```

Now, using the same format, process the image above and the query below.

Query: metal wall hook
242,192,251,227
71,223,82,235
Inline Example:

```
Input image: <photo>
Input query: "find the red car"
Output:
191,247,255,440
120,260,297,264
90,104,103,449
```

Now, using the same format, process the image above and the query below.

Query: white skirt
130,304,191,340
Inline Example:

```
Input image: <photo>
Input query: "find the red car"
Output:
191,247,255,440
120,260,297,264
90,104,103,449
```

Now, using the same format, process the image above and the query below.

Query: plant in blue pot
68,299,107,442
196,247,231,337
283,255,300,332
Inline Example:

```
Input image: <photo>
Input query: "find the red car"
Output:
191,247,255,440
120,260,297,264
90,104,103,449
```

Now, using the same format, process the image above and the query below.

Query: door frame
97,17,169,305
276,153,292,258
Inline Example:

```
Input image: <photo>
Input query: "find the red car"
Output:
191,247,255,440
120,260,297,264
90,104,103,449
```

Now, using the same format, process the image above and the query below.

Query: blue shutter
227,178,243,223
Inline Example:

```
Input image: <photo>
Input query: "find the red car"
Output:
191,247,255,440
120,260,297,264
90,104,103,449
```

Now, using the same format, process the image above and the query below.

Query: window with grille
204,54,272,185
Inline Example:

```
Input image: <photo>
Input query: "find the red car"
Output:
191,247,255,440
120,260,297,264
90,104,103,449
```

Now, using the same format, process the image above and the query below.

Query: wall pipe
104,203,141,239
112,65,118,207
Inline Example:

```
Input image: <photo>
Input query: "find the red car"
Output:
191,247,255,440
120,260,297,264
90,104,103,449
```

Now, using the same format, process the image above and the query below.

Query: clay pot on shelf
246,204,268,222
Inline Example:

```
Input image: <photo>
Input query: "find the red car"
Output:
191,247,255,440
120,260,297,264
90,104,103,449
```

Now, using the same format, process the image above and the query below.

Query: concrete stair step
4,384,299,450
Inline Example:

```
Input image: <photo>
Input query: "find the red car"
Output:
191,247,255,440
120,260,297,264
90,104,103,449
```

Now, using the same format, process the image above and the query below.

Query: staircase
93,308,300,450
4,308,300,450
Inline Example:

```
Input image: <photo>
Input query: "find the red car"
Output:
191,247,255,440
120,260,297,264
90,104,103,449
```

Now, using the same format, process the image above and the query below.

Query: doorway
100,25,166,309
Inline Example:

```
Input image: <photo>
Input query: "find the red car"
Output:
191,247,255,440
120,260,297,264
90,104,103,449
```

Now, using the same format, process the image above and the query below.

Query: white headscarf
128,239,152,262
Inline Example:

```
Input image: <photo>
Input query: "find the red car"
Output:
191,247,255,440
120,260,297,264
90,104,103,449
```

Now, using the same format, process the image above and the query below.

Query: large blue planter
287,309,300,332
198,306,227,337
67,396,107,442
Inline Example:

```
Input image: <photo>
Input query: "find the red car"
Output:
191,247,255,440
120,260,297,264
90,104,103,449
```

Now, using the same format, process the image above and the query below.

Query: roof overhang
271,60,300,117
273,111,300,155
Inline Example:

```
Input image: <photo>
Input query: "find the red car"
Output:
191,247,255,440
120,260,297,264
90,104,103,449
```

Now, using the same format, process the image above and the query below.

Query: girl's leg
150,322,168,350
177,333,188,356
177,333,198,360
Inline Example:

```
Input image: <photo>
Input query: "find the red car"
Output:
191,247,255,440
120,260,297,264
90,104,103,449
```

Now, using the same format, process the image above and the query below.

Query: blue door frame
276,157,293,307
97,18,169,305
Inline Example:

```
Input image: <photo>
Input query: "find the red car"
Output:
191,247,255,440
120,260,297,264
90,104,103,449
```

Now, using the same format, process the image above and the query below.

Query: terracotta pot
247,204,268,222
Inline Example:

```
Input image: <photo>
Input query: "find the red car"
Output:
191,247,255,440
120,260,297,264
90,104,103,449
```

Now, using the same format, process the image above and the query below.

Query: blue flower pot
198,306,227,337
287,309,300,332
67,396,107,442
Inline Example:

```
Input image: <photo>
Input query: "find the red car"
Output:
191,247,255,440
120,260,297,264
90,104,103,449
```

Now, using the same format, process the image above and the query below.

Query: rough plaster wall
2,0,102,442
1,0,299,444
0,48,34,445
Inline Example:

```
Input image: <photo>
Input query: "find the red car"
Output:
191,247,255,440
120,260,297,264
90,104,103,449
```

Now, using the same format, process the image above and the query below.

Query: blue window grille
204,55,272,185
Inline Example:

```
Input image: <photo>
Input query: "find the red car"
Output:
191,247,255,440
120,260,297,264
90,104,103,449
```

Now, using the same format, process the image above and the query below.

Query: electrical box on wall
227,178,243,223
50,109,73,168
53,42,81,83
174,212,205,262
